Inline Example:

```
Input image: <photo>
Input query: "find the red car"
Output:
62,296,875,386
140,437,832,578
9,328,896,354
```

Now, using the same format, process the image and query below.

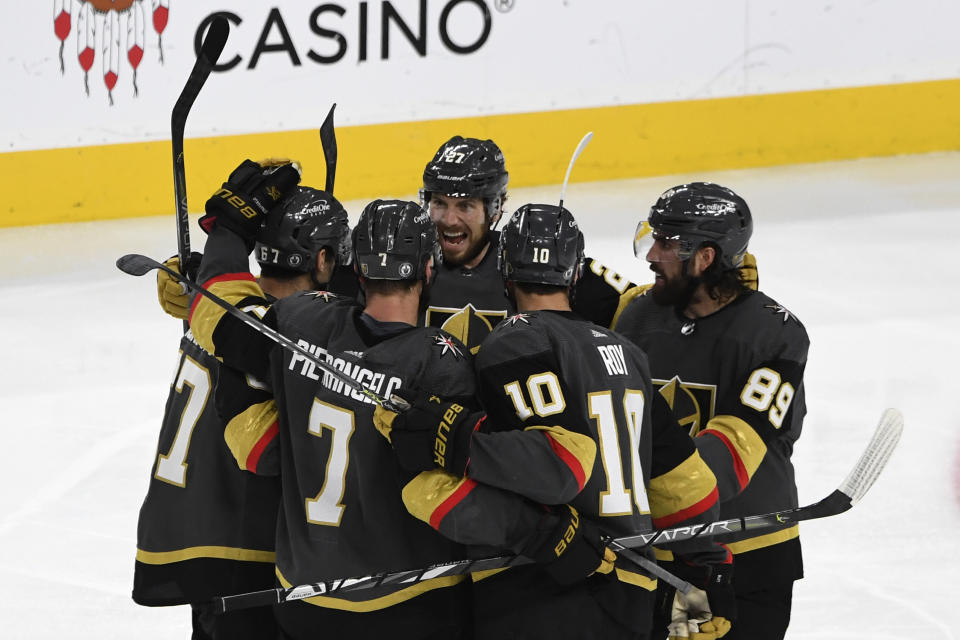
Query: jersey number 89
740,367,795,428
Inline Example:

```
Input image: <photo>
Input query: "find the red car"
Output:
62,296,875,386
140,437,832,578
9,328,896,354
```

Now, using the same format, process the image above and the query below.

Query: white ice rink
1,152,958,638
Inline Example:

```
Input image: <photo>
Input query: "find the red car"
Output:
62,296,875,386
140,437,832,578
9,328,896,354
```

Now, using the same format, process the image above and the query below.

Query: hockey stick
558,131,592,211
172,17,229,292
116,253,410,412
319,104,338,194
210,408,902,613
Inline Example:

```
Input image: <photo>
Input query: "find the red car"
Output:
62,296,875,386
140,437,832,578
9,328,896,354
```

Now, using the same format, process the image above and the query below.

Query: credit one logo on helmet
194,1,504,72
53,0,170,104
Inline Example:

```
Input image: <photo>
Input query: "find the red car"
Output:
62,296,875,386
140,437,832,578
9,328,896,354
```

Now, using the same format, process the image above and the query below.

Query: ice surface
1,152,958,638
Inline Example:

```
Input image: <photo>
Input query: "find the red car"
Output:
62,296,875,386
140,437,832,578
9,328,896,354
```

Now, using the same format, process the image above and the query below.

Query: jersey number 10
504,373,651,517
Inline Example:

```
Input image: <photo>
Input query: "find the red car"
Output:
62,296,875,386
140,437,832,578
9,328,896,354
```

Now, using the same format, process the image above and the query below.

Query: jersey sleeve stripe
649,450,719,523
224,400,279,472
543,431,588,490
400,470,478,530
429,478,478,530
246,421,279,473
652,486,719,529
519,426,595,491
699,414,767,491
188,272,257,322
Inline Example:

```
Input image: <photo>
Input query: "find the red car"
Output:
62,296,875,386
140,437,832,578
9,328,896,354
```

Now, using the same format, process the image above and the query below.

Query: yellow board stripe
5,78,960,228
136,545,275,564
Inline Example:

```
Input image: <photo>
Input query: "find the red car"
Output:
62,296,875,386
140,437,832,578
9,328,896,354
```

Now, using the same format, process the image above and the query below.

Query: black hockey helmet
421,136,509,226
352,199,441,281
255,186,351,273
498,204,585,287
634,182,753,269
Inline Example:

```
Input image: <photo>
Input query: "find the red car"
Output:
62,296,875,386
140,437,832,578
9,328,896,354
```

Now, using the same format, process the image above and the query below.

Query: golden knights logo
655,376,717,436
425,304,507,354
53,0,170,103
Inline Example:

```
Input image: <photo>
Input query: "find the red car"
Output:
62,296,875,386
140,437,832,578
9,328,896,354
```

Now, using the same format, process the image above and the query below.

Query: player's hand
156,252,202,320
199,159,301,240
374,391,481,475
739,252,758,291
522,505,615,586
668,563,735,640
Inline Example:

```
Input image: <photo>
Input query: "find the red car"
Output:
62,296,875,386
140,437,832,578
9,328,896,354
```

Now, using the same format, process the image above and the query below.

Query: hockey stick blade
617,408,903,547
319,103,338,194
115,254,410,413
116,253,158,277
172,16,229,300
212,408,902,614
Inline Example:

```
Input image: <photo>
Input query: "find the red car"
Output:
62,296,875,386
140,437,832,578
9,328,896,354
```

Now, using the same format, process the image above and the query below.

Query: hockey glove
198,159,301,241
739,252,758,291
156,252,202,320
374,392,482,475
522,505,616,586
668,562,735,640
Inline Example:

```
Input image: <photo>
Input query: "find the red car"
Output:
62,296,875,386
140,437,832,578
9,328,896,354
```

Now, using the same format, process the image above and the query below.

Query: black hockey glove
373,391,482,475
522,505,616,586
156,252,203,320
199,159,301,241
668,561,735,640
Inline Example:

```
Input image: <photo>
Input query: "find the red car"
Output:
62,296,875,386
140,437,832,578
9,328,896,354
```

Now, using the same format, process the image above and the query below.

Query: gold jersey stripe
653,548,674,562
702,414,767,482
225,399,278,471
649,450,718,521
725,524,800,555
190,277,263,356
471,567,510,582
275,567,464,611
136,545,275,565
402,469,469,525
523,425,597,486
615,567,657,591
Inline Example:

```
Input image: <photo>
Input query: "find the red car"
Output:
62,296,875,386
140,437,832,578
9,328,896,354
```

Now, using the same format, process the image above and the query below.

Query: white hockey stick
558,131,593,211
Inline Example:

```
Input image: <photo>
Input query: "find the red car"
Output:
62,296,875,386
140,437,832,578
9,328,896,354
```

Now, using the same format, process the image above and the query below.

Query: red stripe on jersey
188,272,257,321
544,433,587,491
702,430,750,491
652,486,719,529
245,421,278,473
429,478,478,531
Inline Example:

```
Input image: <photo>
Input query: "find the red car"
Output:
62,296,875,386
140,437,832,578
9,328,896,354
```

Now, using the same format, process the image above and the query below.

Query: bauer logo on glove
211,187,260,220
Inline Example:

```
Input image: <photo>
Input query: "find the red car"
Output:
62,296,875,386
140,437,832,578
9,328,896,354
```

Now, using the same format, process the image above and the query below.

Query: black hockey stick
116,253,410,412
319,104,338,194
210,408,902,613
172,17,229,290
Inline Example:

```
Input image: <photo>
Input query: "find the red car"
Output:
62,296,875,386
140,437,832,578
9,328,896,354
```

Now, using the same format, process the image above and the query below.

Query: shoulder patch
304,290,339,303
764,302,797,324
432,333,464,359
505,312,531,327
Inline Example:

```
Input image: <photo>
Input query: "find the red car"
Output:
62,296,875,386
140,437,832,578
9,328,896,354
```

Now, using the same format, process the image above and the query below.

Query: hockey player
378,204,731,640
613,183,808,640
133,181,353,639
420,136,635,351
187,161,476,639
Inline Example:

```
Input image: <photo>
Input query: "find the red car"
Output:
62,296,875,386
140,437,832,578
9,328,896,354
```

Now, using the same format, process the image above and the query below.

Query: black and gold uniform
190,221,475,639
613,287,808,633
132,330,280,637
398,204,724,640
424,231,633,353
